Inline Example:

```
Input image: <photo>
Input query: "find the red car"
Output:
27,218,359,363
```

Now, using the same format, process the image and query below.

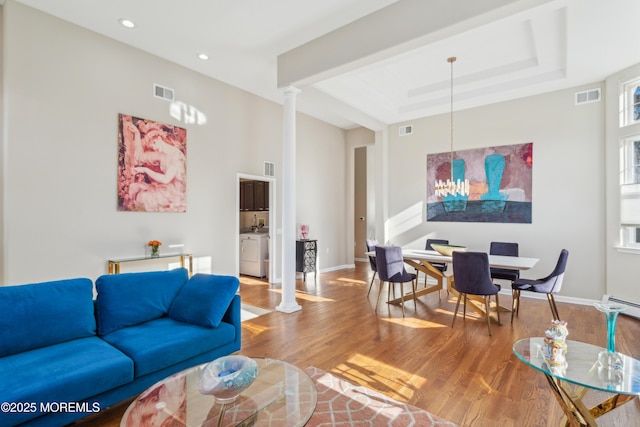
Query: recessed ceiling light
197,53,209,61
119,18,135,29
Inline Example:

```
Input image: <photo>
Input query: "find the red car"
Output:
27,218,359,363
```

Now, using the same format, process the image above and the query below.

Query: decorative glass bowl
198,355,258,403
430,244,467,257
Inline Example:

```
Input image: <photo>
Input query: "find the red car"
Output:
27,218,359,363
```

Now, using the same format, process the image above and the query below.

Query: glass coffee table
513,337,640,426
121,358,317,427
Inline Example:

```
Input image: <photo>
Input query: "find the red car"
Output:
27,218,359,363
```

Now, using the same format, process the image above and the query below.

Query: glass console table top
513,337,640,394
107,253,192,263
121,358,317,427
107,253,193,275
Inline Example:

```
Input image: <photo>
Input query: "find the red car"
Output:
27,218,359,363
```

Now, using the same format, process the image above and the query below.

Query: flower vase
151,245,160,257
594,302,627,371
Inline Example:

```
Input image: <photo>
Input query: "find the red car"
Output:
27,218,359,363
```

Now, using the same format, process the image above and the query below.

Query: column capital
280,85,302,96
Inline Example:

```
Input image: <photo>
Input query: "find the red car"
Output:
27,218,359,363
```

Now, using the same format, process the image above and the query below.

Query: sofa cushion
168,274,239,328
0,337,133,426
102,317,236,377
96,268,189,335
0,278,95,358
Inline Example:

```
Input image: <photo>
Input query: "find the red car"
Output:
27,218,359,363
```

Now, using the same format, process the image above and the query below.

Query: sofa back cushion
0,278,95,358
96,268,189,335
168,274,239,328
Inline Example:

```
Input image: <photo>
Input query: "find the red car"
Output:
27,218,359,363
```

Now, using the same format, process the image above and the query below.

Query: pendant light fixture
434,57,470,198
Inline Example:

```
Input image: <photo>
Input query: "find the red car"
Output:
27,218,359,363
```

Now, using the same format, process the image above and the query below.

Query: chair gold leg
484,295,492,336
400,282,405,317
412,279,417,307
375,281,384,312
495,293,501,325
547,293,560,320
511,289,520,324
451,293,463,327
367,271,377,297
462,294,467,320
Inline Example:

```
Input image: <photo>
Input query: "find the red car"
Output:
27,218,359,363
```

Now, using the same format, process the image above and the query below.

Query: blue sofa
0,268,241,426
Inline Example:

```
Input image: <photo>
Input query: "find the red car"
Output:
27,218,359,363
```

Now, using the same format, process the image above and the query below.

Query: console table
296,239,317,281
107,253,193,276
513,337,639,426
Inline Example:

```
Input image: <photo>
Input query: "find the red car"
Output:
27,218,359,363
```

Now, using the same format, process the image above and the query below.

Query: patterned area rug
304,367,458,427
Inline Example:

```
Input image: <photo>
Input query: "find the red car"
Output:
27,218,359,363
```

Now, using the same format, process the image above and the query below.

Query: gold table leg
544,373,638,426
180,254,194,276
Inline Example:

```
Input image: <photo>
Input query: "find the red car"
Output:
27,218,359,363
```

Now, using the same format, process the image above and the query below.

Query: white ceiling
13,0,640,130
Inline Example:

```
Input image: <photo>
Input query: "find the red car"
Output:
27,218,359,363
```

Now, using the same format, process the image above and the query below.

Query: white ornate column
277,86,302,313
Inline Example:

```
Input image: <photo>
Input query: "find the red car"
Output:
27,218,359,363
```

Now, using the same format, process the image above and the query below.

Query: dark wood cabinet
240,180,269,211
241,181,255,211
296,239,317,281
254,181,265,210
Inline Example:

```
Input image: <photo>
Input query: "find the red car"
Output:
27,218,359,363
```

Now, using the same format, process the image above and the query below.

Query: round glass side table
513,337,640,426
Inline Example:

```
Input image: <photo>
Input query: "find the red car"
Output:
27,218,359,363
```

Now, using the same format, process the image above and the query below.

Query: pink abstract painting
118,114,187,212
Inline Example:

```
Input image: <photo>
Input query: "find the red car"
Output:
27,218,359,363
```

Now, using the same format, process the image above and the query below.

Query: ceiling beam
277,0,554,89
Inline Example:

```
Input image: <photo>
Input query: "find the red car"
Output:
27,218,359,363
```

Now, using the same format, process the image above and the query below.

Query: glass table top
108,253,192,263
121,358,317,427
513,337,640,394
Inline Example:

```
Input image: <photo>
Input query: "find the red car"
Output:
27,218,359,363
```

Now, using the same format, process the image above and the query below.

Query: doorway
354,147,367,261
236,173,276,282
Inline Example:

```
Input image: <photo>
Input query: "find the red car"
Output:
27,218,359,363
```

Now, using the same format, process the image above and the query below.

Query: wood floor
75,263,639,427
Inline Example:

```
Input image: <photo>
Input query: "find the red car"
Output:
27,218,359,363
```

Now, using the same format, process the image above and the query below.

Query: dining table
366,248,539,322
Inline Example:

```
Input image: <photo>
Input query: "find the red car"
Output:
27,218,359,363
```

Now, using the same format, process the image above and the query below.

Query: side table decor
147,240,162,257
594,302,628,371
542,319,568,372
198,355,258,403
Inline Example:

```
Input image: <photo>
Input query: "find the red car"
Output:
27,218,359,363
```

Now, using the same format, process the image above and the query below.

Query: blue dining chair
418,239,449,294
374,245,417,317
451,251,501,336
489,242,520,283
365,239,378,297
426,239,449,273
511,249,569,323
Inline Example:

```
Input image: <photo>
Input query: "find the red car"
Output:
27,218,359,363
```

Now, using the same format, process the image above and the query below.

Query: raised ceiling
13,0,640,130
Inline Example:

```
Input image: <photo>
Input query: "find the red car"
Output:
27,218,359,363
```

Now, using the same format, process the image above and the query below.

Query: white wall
383,84,605,300
1,2,349,285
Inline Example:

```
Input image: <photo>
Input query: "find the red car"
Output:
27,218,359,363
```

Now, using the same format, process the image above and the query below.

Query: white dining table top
366,248,539,271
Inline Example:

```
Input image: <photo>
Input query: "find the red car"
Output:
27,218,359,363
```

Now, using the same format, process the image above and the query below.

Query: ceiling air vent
154,83,175,102
399,124,413,136
264,161,275,177
575,88,601,105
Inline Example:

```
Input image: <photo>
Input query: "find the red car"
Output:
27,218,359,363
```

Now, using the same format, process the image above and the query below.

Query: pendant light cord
448,57,456,181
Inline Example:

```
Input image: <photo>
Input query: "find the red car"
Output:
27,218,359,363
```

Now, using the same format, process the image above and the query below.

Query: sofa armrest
222,294,241,342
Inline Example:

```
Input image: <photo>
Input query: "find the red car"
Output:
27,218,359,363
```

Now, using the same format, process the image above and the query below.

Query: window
619,75,640,249
622,78,640,126
620,134,640,247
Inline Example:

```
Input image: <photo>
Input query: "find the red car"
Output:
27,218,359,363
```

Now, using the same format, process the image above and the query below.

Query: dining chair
419,239,449,292
511,249,569,323
374,245,417,317
365,239,378,297
451,251,501,336
489,242,520,283
426,239,449,273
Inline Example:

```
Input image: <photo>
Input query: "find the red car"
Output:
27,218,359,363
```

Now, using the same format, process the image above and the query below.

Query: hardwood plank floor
74,263,639,426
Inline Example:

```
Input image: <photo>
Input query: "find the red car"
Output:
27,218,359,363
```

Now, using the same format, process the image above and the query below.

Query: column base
276,303,302,313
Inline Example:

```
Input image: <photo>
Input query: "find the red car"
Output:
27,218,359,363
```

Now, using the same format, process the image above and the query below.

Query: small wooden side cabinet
296,240,317,281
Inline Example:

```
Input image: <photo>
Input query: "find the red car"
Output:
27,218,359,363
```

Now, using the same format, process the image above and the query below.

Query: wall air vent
264,161,275,177
399,124,413,136
154,84,175,102
575,88,601,105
